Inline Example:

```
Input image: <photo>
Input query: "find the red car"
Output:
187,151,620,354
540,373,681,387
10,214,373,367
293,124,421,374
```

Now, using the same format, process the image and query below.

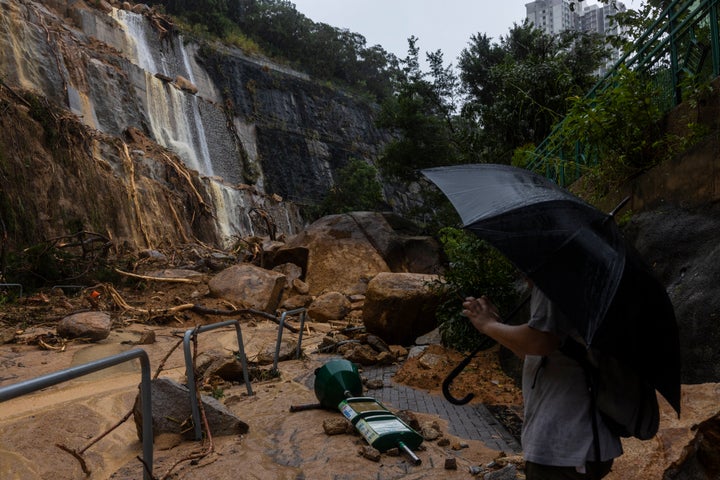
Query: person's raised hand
462,296,501,335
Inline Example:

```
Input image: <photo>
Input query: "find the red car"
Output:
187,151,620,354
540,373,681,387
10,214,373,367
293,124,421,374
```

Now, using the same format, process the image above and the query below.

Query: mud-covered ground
0,272,523,479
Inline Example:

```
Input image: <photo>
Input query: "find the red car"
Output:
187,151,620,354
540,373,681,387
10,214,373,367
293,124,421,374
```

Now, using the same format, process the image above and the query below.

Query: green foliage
143,0,398,102
458,23,609,164
312,158,385,218
432,227,519,352
528,65,677,193
377,37,465,183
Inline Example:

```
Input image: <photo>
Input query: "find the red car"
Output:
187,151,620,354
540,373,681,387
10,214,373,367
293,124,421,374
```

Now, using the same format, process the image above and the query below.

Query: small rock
174,75,198,94
292,278,310,295
308,291,351,322
366,334,390,353
376,351,396,365
437,438,451,447
136,330,156,345
364,379,384,390
421,425,441,441
138,249,166,261
484,464,518,480
444,457,458,470
342,344,380,366
57,311,112,341
359,445,381,462
396,410,420,431
323,417,351,435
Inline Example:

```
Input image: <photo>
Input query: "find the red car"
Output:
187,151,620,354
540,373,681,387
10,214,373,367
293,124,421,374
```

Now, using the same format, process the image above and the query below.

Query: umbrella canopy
422,163,681,413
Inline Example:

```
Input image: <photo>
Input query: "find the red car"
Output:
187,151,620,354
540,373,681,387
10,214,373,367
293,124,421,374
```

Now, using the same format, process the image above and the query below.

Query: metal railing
182,309,306,440
183,319,254,441
271,307,308,372
0,349,154,480
527,0,720,185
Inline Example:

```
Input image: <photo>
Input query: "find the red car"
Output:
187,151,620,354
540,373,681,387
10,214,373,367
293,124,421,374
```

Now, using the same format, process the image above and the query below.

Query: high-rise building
525,0,627,74
525,0,626,36
526,0,577,36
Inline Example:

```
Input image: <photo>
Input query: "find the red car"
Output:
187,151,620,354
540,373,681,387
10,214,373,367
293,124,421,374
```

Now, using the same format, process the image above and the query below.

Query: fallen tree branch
114,268,201,284
57,443,90,477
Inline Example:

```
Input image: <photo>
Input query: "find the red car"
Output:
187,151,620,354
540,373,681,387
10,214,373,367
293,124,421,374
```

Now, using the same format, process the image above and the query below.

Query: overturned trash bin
294,359,423,465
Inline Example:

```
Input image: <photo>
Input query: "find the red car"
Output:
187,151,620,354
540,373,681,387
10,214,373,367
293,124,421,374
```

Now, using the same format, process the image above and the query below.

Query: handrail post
272,308,307,373
183,319,253,441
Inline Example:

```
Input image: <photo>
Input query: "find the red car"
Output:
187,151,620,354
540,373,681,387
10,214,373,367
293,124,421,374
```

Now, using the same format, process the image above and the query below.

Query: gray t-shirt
521,287,623,467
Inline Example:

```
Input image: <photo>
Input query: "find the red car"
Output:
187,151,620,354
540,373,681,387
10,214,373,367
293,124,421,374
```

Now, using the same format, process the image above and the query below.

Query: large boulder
362,272,441,345
274,213,391,296
605,383,720,480
343,211,445,274
273,212,445,296
307,291,351,322
208,264,285,313
623,203,720,383
132,378,249,440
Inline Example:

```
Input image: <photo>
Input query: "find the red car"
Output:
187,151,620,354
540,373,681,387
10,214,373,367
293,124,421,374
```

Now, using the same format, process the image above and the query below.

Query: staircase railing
526,0,720,185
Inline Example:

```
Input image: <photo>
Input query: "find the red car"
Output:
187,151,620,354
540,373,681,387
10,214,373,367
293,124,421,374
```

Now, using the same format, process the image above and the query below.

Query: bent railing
0,348,154,480
272,307,308,372
183,319,253,441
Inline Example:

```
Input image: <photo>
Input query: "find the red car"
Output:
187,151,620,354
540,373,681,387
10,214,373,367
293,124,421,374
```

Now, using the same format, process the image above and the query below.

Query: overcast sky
290,0,533,67
290,1,639,68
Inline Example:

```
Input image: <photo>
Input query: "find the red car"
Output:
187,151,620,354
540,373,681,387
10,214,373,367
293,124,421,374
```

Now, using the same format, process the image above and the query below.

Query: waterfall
112,9,214,177
207,181,256,246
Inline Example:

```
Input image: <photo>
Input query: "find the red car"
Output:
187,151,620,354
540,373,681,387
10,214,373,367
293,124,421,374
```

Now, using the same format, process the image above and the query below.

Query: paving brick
360,364,521,453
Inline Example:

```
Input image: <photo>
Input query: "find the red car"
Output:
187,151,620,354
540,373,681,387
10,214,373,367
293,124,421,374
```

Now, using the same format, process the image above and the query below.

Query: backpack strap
559,338,602,463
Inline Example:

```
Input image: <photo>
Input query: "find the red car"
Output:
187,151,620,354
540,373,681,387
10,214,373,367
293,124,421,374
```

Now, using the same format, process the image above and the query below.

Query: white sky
290,1,640,68
290,0,534,67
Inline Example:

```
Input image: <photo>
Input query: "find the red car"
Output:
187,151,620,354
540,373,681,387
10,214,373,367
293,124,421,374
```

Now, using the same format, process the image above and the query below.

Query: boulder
307,291,351,322
272,262,303,290
133,378,248,440
275,213,390,296
208,264,285,313
57,311,112,341
173,75,198,94
280,294,312,311
624,203,720,383
663,410,720,479
362,272,441,345
344,211,445,274
607,384,720,480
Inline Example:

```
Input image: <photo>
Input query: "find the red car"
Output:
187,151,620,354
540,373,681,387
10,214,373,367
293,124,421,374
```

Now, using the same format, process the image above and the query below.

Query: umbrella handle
442,295,531,405
442,343,484,405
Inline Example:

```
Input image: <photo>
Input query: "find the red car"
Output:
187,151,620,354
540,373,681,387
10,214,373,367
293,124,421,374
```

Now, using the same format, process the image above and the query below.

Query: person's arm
462,296,560,358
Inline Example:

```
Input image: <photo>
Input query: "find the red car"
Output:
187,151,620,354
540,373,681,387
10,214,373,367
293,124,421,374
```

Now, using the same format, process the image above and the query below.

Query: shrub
432,227,519,352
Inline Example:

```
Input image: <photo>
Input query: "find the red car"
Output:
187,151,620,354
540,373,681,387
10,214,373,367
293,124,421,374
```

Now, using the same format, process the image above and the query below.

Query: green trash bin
339,397,423,453
313,359,363,409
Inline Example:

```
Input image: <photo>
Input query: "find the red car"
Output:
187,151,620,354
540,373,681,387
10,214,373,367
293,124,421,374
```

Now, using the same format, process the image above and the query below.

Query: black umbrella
423,163,681,414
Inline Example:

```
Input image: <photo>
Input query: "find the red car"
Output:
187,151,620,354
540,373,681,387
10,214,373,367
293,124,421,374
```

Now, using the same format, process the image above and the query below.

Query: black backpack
561,338,660,445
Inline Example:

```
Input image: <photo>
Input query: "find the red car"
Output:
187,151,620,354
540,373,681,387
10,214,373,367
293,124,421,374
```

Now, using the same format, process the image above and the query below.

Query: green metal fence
526,0,720,186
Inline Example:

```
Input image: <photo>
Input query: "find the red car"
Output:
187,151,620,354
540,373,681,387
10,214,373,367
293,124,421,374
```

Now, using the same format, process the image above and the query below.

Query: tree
376,37,463,183
458,22,609,164
315,158,385,216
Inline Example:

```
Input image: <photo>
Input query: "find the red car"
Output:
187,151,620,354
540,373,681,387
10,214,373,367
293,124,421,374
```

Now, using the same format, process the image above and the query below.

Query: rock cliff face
0,0,389,249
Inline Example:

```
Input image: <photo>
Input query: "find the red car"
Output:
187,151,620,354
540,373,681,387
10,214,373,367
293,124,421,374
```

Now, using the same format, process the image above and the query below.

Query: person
462,286,623,480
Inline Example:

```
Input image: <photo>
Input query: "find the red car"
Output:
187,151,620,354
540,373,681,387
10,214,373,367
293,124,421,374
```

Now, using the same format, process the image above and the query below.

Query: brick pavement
359,363,522,453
